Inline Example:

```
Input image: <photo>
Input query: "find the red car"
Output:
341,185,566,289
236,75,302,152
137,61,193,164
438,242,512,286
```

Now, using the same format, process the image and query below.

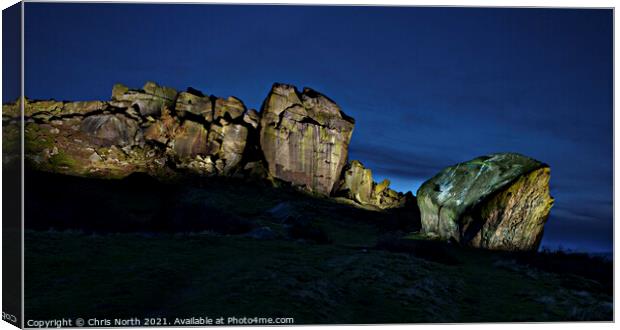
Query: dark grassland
24,170,612,323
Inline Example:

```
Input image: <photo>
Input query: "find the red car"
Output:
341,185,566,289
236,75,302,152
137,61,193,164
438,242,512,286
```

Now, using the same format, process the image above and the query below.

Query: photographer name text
26,316,295,327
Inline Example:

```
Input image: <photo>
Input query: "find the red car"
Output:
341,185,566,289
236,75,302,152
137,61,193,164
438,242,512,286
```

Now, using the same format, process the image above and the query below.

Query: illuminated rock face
417,153,554,251
8,82,258,179
4,83,553,231
337,160,411,209
259,83,355,196
8,81,357,194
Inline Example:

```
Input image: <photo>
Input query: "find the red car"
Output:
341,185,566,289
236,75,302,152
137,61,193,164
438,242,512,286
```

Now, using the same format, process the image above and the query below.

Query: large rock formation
416,153,554,251
337,160,411,209
1,83,556,249
3,81,414,213
6,82,258,179
259,83,355,196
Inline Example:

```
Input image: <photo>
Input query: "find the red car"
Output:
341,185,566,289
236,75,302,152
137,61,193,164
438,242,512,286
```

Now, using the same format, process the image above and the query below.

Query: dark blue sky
21,4,612,252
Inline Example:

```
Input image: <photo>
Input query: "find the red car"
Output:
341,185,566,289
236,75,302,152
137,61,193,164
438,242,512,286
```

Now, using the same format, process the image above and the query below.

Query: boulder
243,109,260,128
171,120,208,158
143,106,179,145
110,82,177,117
416,153,554,251
214,96,245,120
111,84,129,99
259,83,354,196
175,90,213,121
372,179,409,209
143,81,178,101
337,160,411,209
80,114,142,147
339,160,373,204
220,123,248,173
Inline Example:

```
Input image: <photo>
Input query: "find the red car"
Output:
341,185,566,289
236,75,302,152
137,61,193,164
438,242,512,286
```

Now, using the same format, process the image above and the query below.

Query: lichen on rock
175,90,213,121
4,80,420,217
7,82,253,178
337,160,412,209
339,160,373,204
259,83,355,196
110,81,177,117
80,114,143,147
416,153,554,251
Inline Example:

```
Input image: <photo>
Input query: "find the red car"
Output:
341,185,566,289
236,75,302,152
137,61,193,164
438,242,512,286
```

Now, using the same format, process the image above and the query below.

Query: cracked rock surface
259,83,355,196
416,153,554,251
4,81,399,209
5,81,258,179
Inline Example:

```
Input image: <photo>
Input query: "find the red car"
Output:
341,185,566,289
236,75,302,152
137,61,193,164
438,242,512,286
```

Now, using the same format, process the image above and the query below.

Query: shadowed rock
243,109,260,128
214,96,245,120
143,106,179,145
417,153,554,251
220,123,249,172
259,83,355,196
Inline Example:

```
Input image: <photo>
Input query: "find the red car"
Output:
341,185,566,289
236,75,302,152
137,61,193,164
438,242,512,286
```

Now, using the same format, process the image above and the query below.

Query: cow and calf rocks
3,81,554,251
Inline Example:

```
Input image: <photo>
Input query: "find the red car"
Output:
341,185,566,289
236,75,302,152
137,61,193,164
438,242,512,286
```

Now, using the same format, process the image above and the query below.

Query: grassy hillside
24,171,612,323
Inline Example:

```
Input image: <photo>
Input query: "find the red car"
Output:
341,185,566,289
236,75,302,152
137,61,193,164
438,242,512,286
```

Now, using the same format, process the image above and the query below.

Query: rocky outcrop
169,92,251,175
337,160,411,209
6,82,259,179
2,98,108,120
3,83,556,250
110,82,177,117
416,153,554,251
175,89,212,121
259,83,355,196
80,114,143,147
3,81,415,213
170,120,209,157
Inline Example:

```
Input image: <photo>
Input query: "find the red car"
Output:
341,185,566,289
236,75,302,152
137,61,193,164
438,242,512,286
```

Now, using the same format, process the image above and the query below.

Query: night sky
19,4,613,252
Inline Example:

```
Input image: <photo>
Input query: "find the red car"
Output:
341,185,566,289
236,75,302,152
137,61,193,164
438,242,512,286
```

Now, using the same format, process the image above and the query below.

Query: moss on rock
417,153,554,251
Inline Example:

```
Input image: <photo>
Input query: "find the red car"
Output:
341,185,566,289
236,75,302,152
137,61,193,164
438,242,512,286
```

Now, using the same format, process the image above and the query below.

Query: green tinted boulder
417,153,554,251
